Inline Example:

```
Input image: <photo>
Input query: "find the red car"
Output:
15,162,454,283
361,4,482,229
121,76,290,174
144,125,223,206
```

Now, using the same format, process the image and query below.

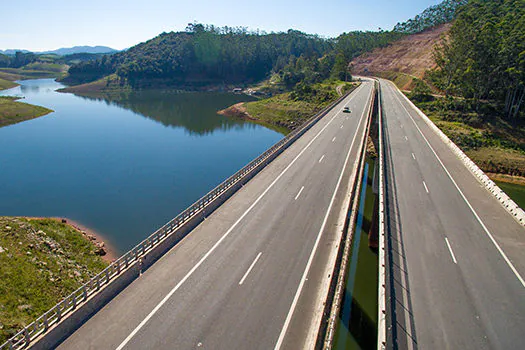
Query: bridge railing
1,85,358,350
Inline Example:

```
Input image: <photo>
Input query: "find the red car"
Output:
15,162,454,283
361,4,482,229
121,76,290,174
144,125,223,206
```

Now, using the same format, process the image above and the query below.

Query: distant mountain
0,49,32,55
41,46,117,55
0,46,117,56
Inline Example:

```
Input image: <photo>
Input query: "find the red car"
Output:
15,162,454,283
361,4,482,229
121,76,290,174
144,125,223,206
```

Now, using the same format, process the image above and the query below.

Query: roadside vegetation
221,80,357,132
408,87,525,177
0,96,53,128
0,217,108,344
413,0,525,180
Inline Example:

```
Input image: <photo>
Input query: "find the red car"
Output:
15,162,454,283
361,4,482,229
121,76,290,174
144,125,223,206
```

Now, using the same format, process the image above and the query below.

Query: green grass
0,217,108,344
0,78,18,91
494,181,525,209
0,67,65,80
0,96,53,128
243,80,358,133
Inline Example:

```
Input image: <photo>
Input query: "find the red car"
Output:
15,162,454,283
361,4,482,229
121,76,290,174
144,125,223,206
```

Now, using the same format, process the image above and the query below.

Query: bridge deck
57,82,374,350
381,79,525,349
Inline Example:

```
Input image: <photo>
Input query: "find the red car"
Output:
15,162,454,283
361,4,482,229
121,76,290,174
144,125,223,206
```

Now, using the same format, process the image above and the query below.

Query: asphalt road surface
57,82,375,350
381,78,525,350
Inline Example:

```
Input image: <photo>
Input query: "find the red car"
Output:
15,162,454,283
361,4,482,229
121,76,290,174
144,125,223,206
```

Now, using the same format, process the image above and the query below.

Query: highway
380,79,525,349
57,82,374,349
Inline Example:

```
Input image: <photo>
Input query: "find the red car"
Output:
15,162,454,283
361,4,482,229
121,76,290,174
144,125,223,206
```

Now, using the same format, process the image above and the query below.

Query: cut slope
351,24,450,81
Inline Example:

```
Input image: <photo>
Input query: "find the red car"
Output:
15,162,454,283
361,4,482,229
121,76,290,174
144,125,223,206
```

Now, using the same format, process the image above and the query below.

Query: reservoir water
0,79,283,254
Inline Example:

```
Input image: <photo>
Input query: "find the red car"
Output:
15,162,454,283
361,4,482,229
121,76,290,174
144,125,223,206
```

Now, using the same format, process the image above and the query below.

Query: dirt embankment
351,23,451,88
217,102,255,121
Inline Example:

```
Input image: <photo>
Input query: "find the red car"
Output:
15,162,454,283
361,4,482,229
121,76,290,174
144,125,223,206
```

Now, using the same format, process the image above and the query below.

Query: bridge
2,78,524,350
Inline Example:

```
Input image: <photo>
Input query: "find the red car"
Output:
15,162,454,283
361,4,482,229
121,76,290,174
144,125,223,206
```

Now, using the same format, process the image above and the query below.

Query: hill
62,24,403,90
350,23,451,89
41,46,117,55
0,46,117,56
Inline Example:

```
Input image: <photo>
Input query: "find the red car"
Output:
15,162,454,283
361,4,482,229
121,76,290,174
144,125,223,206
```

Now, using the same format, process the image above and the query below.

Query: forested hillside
393,0,467,34
64,23,403,89
431,0,525,120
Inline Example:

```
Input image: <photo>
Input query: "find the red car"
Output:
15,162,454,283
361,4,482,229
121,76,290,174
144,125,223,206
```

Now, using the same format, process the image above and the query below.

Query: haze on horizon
2,0,441,52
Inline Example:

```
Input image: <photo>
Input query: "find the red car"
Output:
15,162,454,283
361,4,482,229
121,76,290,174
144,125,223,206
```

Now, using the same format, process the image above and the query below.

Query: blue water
0,79,283,253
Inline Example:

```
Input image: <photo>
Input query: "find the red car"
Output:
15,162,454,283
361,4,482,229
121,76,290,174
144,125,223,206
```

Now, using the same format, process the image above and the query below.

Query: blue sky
2,0,442,51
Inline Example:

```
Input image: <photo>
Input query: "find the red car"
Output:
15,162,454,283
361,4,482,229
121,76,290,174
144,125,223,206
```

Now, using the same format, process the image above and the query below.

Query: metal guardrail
376,81,387,350
1,87,357,350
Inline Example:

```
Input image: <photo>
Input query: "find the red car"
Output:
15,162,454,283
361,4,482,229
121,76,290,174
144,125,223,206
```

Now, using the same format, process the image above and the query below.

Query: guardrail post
43,313,49,331
24,327,30,345
56,303,62,321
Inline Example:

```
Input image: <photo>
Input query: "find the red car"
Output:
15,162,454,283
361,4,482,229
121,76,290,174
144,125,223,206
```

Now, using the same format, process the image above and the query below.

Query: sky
1,0,442,52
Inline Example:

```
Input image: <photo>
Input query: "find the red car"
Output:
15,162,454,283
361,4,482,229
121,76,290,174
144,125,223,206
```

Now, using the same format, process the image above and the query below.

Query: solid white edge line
445,238,458,264
295,186,305,201
114,82,369,350
239,252,263,285
423,181,429,194
390,82,525,288
319,155,325,163
274,85,373,350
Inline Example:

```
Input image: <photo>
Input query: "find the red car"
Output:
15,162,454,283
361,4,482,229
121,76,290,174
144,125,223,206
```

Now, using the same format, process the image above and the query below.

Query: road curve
57,82,375,350
380,79,525,349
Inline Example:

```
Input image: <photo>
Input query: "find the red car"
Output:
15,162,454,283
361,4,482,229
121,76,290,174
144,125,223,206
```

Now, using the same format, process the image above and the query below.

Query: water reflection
78,91,258,136
0,80,283,253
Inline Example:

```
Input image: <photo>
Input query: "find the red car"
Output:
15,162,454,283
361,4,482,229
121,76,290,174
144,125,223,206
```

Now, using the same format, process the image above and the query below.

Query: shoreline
62,218,119,262
23,216,118,262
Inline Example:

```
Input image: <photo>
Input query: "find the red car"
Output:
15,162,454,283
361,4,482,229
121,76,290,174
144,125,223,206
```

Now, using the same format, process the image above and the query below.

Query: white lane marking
390,84,525,288
294,186,305,201
332,137,337,142
115,82,372,350
405,136,408,141
340,125,344,129
239,252,263,285
423,181,429,193
274,86,373,350
319,155,325,163
412,153,416,160
445,238,458,264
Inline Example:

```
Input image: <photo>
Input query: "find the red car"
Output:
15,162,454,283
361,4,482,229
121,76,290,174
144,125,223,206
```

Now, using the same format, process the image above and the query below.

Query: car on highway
343,107,351,113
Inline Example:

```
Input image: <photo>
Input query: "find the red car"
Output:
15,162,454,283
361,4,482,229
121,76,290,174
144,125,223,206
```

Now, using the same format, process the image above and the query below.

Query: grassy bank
0,66,67,81
219,80,357,133
0,217,109,343
57,74,131,95
0,78,18,91
0,96,53,128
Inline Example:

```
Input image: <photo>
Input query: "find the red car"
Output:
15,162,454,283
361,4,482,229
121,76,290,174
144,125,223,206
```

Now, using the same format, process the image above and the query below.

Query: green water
334,159,379,349
494,181,525,209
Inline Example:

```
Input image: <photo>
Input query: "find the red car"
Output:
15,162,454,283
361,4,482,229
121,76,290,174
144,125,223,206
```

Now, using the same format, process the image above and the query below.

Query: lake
0,79,283,254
